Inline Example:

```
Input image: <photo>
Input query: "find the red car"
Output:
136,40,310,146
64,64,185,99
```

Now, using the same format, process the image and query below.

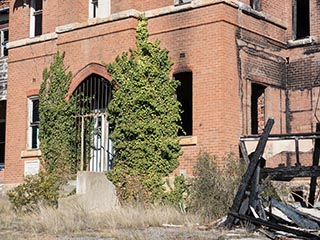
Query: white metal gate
74,74,113,172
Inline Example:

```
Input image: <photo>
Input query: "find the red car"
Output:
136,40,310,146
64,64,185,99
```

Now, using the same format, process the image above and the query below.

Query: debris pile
224,118,320,239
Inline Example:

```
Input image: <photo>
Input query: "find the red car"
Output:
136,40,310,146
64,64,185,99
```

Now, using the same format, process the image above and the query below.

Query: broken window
251,83,266,134
89,0,110,19
250,0,261,11
174,72,193,136
30,0,43,37
0,100,6,169
293,0,310,40
1,29,8,57
27,97,39,149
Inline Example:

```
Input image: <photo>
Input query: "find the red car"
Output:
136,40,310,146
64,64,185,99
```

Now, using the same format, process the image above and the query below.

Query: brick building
2,0,320,184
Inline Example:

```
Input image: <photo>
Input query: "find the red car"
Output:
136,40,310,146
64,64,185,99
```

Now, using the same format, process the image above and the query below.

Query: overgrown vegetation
188,152,245,222
7,53,76,213
39,52,77,176
6,172,60,213
163,175,188,211
106,16,182,204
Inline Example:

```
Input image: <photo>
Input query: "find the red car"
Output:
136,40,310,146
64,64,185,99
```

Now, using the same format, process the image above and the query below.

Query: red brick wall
261,0,286,21
5,39,57,183
6,0,320,182
111,0,172,13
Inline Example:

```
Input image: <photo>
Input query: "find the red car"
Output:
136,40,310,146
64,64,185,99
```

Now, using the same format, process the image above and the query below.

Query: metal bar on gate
97,76,101,110
80,116,85,171
101,114,105,171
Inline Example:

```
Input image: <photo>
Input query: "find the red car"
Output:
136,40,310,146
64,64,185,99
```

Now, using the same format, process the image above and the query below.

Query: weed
188,152,245,222
6,172,61,213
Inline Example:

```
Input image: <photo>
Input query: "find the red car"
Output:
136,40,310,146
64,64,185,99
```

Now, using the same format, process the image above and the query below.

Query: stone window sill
179,136,197,146
288,36,317,48
21,149,41,159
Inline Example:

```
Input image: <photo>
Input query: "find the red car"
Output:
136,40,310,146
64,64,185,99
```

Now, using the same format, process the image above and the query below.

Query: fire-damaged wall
236,28,287,136
286,47,320,134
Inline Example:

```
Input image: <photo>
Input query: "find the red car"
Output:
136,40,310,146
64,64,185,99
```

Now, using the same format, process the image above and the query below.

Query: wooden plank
269,198,320,230
249,164,260,211
260,166,320,180
229,211,319,239
225,118,274,228
308,122,320,207
239,140,250,165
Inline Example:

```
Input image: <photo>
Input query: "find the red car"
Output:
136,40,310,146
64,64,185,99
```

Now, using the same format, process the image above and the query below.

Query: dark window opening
174,0,191,5
33,0,43,36
34,13,42,36
251,83,266,134
30,99,39,149
293,0,310,40
91,0,98,18
250,0,261,11
2,29,8,57
0,100,6,169
174,72,193,136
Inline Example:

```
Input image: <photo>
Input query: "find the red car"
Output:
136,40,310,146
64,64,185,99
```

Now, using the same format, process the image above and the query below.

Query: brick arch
68,63,111,95
172,65,193,75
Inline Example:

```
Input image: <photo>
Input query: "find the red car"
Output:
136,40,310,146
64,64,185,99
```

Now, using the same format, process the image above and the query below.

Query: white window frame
30,0,43,37
89,0,110,19
27,96,39,149
0,28,8,58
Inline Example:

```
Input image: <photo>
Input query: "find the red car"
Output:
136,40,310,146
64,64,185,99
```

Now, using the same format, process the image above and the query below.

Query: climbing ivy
106,16,182,204
39,52,78,176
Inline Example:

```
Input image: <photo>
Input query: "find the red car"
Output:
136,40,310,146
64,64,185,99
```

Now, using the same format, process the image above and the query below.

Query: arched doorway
73,74,113,172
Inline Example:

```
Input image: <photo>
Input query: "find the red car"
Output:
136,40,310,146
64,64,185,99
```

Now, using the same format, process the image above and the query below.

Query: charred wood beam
229,211,319,240
260,166,320,181
239,140,250,165
308,122,320,207
241,132,320,140
269,198,320,230
225,118,274,228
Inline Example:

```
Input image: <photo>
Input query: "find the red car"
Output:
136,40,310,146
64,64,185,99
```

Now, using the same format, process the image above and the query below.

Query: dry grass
0,196,268,239
0,195,200,236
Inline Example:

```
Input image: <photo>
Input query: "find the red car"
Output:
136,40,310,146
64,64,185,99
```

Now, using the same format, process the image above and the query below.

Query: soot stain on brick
304,45,320,55
236,27,245,132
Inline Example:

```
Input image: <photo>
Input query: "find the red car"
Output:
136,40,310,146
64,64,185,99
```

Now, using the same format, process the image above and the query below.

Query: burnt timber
225,119,320,238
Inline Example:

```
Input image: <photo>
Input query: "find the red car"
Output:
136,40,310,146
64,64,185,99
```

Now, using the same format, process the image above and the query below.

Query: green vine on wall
106,16,182,204
39,52,78,177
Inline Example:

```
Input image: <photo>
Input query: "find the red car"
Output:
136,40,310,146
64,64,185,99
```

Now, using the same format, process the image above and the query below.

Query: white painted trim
89,0,110,19
30,0,35,38
0,28,8,58
27,96,39,150
88,0,94,19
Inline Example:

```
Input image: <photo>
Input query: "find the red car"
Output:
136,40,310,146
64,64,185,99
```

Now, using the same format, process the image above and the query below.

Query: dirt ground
0,227,269,240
